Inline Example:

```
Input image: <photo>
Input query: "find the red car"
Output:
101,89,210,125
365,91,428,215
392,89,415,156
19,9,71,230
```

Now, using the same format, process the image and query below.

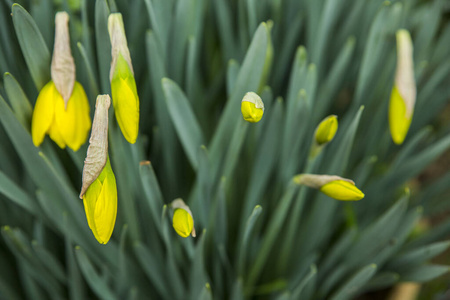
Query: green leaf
364,272,399,291
401,264,450,283
0,170,39,216
290,265,317,300
3,72,32,129
238,205,263,276
95,0,111,93
329,264,377,300
162,78,205,170
139,161,164,228
388,240,450,272
74,246,117,300
11,4,50,90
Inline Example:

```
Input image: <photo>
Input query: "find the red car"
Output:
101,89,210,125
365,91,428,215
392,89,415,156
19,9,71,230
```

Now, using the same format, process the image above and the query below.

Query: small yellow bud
320,180,365,201
82,157,117,244
171,199,196,238
293,174,364,201
389,29,416,145
241,92,264,123
108,13,139,144
315,115,338,145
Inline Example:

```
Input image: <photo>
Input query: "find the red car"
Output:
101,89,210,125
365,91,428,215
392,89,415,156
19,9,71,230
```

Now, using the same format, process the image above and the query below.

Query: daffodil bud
293,174,364,201
80,95,117,244
51,12,75,107
31,12,91,151
314,115,338,145
389,29,416,145
171,199,196,238
108,13,139,144
241,92,264,123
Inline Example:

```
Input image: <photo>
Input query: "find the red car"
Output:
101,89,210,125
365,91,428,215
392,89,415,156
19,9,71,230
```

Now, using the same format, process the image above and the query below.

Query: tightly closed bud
80,95,117,244
241,92,264,123
171,199,196,238
293,174,365,201
389,29,416,145
108,13,139,144
32,12,91,151
315,115,338,145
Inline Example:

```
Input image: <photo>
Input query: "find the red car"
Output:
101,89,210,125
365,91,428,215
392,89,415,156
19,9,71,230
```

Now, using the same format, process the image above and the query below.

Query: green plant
0,0,450,299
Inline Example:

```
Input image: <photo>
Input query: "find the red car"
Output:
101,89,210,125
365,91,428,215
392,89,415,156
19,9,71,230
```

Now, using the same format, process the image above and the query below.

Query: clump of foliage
0,0,450,299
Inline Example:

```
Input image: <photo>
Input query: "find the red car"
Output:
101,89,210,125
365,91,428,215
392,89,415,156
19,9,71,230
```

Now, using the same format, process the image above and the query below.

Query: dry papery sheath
51,12,75,107
79,95,110,198
293,174,354,189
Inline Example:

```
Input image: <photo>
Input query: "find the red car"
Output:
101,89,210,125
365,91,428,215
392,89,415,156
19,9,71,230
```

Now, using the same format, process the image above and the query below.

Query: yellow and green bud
171,199,196,238
389,29,416,145
80,95,117,244
315,115,338,145
241,92,264,123
108,13,139,144
31,12,91,151
293,174,365,201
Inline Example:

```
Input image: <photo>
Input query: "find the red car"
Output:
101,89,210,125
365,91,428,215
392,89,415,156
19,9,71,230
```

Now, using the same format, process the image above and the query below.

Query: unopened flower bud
389,29,416,145
315,115,338,145
171,199,196,238
80,95,117,244
108,13,139,144
293,174,364,201
241,92,264,123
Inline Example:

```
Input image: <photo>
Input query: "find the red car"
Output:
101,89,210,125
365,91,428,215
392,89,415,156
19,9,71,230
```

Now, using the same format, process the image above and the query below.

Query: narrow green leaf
227,59,240,97
388,240,450,272
189,231,209,300
11,4,50,90
401,264,450,283
139,161,164,228
31,242,66,284
329,264,377,300
364,272,399,291
0,170,39,215
162,78,205,170
290,265,317,300
74,246,117,300
3,72,32,129
95,0,111,93
238,205,263,276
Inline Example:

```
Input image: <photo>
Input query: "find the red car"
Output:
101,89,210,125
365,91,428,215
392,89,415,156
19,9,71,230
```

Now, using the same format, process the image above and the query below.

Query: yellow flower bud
31,12,91,151
241,92,264,123
108,13,139,144
293,174,364,201
315,115,338,145
389,29,416,145
320,180,365,201
80,95,117,244
171,199,196,238
31,81,91,151
82,157,117,244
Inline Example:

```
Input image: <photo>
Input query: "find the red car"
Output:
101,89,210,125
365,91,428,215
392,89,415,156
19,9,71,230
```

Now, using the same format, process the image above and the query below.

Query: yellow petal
241,102,264,123
31,81,56,147
320,180,365,201
111,54,139,144
83,178,103,243
55,82,91,151
389,85,412,145
94,171,117,244
173,208,194,238
315,115,338,145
